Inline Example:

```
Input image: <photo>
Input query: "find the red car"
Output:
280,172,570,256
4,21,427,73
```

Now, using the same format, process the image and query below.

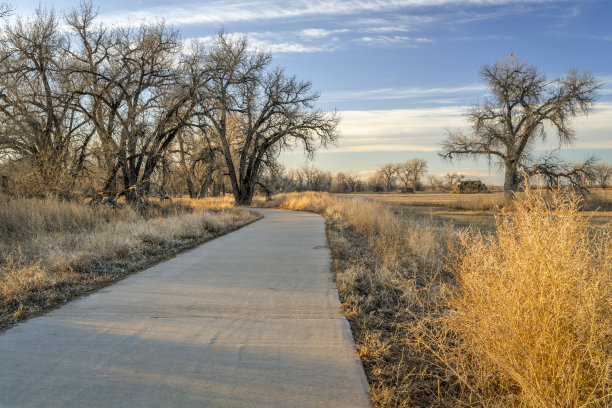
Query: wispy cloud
449,34,514,41
332,101,612,153
300,28,350,38
333,106,466,152
584,34,612,42
570,102,612,149
94,0,573,27
357,35,434,46
560,5,581,19
190,31,340,53
324,85,485,102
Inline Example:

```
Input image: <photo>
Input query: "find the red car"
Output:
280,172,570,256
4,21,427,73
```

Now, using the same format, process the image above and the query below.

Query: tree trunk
504,160,521,193
198,168,214,199
235,180,253,206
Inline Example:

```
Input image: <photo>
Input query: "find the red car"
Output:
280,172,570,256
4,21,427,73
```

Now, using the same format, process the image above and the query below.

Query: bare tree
527,154,597,194
396,158,427,191
440,55,601,193
66,5,198,201
426,175,445,191
195,33,339,205
593,162,611,189
443,172,465,190
304,164,332,191
332,172,361,193
0,2,11,19
257,162,288,197
376,163,397,192
0,8,89,195
173,126,224,198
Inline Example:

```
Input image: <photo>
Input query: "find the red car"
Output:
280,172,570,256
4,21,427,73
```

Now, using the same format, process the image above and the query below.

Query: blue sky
11,0,612,183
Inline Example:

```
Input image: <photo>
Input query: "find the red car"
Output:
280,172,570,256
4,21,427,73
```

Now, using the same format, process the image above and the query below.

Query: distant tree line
244,159,493,195
0,3,338,205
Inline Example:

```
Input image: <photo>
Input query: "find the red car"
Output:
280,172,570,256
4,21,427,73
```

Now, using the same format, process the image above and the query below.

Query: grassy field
263,191,612,407
343,189,612,229
0,195,260,331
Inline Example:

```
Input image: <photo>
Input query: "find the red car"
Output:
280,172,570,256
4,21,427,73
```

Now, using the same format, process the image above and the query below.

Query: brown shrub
425,191,612,407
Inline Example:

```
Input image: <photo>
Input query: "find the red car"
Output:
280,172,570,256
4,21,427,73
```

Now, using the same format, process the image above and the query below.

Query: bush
435,191,612,407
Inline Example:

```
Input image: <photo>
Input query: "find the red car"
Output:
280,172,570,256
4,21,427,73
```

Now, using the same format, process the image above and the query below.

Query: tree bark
504,160,521,192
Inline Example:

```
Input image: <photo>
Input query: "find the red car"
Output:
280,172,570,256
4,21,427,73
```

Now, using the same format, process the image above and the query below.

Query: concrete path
0,209,371,408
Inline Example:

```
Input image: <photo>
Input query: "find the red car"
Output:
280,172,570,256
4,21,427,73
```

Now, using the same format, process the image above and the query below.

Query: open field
342,189,612,229
0,195,260,331
262,191,612,407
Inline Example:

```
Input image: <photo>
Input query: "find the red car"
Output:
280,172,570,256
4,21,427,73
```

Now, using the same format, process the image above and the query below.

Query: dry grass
266,191,612,407
347,190,612,230
175,195,237,210
421,192,612,407
0,195,260,330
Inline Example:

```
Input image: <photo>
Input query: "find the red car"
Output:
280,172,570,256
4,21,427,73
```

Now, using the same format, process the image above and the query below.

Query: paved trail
0,209,371,408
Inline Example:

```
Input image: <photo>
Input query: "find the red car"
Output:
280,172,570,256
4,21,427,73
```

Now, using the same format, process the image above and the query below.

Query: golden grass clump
266,191,336,213
431,191,612,407
175,195,236,210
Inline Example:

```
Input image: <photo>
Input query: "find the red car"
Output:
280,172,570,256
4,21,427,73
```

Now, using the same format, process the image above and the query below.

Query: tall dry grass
447,193,512,212
175,195,237,210
421,191,612,407
0,195,260,329
267,191,612,407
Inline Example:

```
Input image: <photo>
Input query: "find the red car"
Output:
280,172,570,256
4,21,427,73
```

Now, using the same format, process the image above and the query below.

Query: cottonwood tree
0,8,89,195
426,175,445,191
257,162,288,196
195,33,339,205
440,55,601,193
376,163,397,192
332,172,361,193
593,161,611,189
67,6,198,201
299,164,332,191
173,126,225,198
0,2,11,19
396,158,427,191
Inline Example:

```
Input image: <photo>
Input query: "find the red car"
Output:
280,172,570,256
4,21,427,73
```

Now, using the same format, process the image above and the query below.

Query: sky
10,0,612,183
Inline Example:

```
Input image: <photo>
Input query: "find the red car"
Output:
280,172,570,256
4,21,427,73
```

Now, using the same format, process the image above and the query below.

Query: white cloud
189,31,339,53
334,107,466,152
332,102,612,153
324,85,485,102
358,25,412,33
250,39,331,53
570,102,612,149
93,0,570,27
300,28,350,38
358,35,431,46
